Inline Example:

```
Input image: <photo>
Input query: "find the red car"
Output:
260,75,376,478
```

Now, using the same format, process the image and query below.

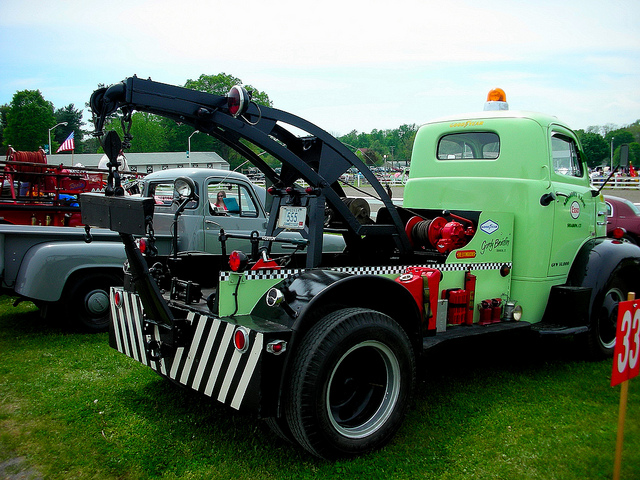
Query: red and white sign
570,201,581,219
611,300,640,387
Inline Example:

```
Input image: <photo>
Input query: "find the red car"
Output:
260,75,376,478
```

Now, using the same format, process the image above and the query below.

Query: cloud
1,0,638,134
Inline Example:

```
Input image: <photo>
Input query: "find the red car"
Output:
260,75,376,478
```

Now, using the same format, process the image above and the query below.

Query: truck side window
148,181,198,209
207,181,259,217
551,134,583,177
437,132,499,160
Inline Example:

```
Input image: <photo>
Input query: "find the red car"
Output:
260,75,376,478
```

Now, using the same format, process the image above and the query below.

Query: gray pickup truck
0,167,344,330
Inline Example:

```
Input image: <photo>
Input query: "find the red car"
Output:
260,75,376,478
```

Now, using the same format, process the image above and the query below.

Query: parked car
605,195,640,243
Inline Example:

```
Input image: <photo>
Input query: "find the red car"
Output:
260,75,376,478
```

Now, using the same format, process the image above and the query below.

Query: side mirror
540,192,557,206
620,144,629,169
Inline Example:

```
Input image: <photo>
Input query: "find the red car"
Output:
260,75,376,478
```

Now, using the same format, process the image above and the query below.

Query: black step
531,323,588,336
422,321,531,350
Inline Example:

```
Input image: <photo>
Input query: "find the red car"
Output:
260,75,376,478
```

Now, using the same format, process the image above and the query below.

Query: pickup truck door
203,179,267,253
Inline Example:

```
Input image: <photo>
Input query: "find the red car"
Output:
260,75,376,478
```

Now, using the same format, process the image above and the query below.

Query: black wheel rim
599,287,624,349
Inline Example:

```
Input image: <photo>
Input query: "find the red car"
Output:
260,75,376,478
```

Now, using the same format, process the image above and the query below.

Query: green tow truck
81,80,640,459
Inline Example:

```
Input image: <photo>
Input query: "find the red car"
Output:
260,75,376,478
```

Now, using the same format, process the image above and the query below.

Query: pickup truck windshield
149,181,198,209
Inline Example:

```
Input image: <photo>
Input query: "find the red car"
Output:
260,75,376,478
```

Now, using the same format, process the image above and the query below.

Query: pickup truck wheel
285,308,415,459
65,272,121,332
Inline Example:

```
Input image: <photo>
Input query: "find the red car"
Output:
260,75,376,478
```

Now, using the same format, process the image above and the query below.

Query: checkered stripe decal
110,288,262,411
219,262,511,281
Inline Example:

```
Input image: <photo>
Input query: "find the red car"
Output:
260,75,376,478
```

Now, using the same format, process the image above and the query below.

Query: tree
54,104,84,152
613,142,640,168
392,124,418,166
104,112,169,153
184,73,272,107
0,104,8,155
177,73,273,169
625,120,640,144
604,129,634,151
2,90,55,151
339,124,417,168
81,74,275,167
630,143,640,167
577,131,609,168
356,147,380,167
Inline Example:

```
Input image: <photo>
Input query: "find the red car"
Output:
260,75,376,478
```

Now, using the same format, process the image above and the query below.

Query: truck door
204,179,266,253
547,128,596,277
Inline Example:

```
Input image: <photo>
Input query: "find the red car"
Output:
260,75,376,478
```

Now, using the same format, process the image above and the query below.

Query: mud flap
109,288,265,412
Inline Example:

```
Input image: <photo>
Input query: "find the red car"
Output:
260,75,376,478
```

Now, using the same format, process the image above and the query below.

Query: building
49,151,229,173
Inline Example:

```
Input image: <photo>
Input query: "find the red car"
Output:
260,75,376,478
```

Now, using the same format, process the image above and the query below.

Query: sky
1,0,639,137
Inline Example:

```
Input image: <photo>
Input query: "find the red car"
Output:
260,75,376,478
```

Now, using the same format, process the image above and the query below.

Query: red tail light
233,327,249,353
114,290,123,308
138,237,148,254
227,85,250,118
612,227,626,239
229,250,248,272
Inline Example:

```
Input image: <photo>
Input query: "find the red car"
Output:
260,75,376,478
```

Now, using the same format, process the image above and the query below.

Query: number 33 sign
611,300,640,387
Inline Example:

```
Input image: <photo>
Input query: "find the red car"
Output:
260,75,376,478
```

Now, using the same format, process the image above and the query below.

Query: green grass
0,295,638,479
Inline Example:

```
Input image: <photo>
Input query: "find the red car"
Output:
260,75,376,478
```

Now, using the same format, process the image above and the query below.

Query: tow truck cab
406,106,603,324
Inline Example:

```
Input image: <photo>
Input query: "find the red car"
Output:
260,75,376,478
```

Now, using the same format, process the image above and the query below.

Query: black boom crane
88,76,412,267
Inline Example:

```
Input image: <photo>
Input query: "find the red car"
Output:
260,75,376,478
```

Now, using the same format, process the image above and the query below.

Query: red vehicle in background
605,195,640,244
1,147,140,226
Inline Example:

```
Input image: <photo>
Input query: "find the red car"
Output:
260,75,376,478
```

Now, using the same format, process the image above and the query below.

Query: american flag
56,131,75,153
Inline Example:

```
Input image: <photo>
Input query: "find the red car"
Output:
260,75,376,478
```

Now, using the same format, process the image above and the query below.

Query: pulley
405,215,474,254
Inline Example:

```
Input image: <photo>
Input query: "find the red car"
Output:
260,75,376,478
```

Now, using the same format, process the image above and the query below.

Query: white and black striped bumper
109,287,288,413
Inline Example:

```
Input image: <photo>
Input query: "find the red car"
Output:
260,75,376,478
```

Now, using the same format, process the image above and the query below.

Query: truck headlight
174,176,196,199
266,288,284,307
503,301,523,321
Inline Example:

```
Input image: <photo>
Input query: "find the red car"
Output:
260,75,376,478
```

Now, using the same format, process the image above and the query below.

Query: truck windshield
437,132,500,160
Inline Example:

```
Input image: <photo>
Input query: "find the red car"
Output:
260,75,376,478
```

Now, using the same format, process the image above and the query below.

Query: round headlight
174,176,196,199
266,288,284,307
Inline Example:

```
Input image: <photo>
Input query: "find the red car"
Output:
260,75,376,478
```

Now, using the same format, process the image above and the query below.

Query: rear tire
285,308,415,459
264,417,295,444
65,271,122,332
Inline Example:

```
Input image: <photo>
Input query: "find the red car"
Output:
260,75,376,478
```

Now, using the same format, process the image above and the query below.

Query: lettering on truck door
547,128,595,277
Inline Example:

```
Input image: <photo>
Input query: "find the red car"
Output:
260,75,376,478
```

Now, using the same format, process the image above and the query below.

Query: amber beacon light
484,88,509,111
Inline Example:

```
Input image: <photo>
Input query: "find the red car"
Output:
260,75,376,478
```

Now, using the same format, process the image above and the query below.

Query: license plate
277,206,306,229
